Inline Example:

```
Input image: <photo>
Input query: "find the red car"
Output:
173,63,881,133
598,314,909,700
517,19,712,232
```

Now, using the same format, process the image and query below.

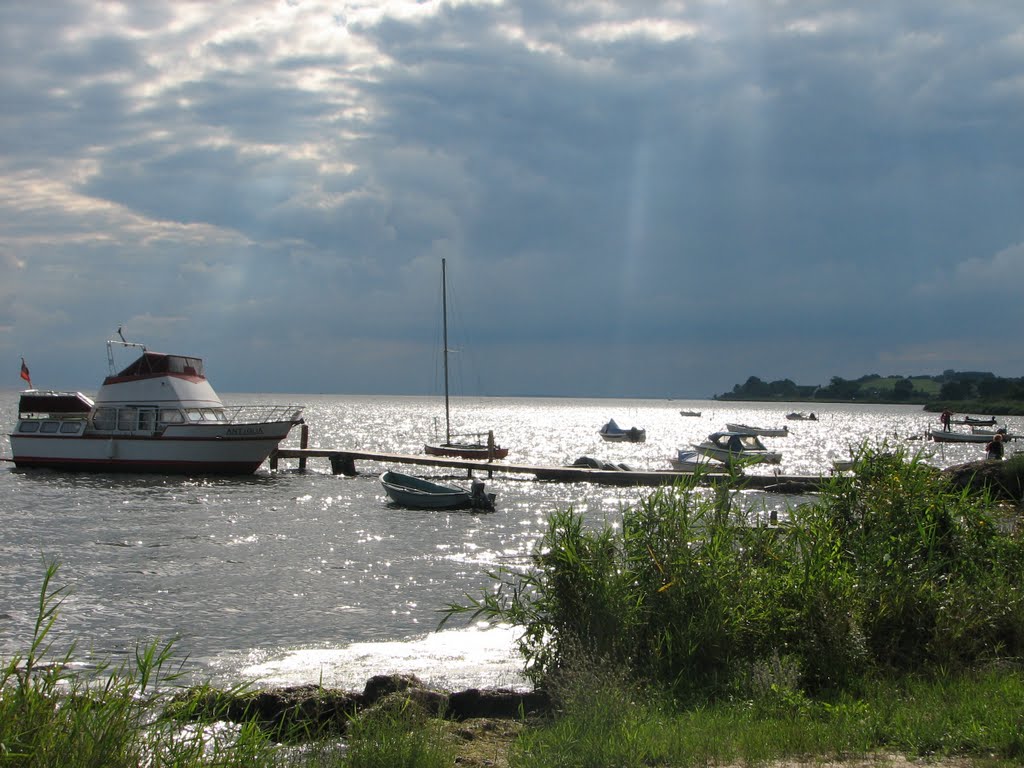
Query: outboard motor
470,479,496,511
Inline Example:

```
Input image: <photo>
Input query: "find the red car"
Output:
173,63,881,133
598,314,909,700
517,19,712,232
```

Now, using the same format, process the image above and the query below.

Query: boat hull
380,470,495,510
695,446,782,466
10,421,297,475
424,443,509,460
951,417,996,426
725,423,789,437
929,430,1003,444
598,420,647,443
598,430,647,443
667,450,728,473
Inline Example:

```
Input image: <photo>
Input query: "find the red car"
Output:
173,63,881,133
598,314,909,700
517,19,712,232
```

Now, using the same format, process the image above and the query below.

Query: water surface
1,392,1015,690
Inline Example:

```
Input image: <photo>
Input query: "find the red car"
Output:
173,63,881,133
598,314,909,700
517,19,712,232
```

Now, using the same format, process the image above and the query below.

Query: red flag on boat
20,357,31,387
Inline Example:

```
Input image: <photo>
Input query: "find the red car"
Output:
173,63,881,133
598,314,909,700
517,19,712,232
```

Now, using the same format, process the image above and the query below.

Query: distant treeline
716,370,1024,414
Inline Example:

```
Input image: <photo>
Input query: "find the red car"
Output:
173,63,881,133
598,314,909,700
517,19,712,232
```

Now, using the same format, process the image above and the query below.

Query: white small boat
667,449,728,473
379,470,495,511
9,336,303,475
694,431,782,466
725,422,789,437
930,429,1011,444
678,410,702,417
598,419,647,443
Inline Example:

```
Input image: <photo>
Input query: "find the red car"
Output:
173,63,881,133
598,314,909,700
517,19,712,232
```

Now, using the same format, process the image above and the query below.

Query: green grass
509,659,1024,767
343,694,453,768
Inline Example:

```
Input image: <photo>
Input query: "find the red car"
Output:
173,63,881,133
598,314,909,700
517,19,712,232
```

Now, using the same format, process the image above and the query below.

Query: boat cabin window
59,422,82,434
93,408,116,430
201,408,224,422
40,421,60,434
18,421,40,433
117,408,137,431
160,409,185,424
138,409,156,431
115,353,205,378
186,409,203,422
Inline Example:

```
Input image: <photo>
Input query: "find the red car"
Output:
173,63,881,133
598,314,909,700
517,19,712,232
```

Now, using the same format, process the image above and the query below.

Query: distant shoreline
713,396,1024,416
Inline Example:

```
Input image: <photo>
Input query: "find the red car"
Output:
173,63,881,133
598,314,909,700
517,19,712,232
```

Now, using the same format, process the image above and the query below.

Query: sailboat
423,259,509,461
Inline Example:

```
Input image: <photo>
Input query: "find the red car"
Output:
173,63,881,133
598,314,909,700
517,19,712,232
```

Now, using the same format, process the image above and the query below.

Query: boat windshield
114,352,204,378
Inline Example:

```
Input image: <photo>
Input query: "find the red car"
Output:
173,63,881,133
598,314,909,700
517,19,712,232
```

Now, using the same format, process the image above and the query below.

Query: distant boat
423,259,509,461
598,419,647,443
678,410,702,417
950,415,997,426
786,412,818,421
725,423,789,438
379,470,495,511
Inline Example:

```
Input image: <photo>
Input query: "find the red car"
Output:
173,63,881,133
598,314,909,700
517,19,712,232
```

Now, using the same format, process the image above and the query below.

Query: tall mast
441,258,451,445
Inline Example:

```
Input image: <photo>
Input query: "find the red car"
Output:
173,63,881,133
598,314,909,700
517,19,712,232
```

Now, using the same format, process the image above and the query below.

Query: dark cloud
2,1,1023,396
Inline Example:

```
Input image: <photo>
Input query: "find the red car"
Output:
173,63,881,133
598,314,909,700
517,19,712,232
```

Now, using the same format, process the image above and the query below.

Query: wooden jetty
269,445,825,493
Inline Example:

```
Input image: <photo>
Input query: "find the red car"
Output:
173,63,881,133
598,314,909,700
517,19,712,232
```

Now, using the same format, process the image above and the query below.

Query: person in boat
940,409,952,431
986,433,1005,461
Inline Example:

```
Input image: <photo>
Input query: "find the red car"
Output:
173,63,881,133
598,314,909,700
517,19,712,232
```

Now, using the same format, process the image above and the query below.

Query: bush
446,447,1024,699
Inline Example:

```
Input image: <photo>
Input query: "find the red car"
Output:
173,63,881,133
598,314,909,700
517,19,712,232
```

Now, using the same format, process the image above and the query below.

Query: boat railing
449,430,493,443
220,405,304,425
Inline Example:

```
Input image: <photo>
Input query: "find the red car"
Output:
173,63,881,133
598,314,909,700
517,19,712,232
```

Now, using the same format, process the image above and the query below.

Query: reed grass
0,563,467,767
342,694,453,768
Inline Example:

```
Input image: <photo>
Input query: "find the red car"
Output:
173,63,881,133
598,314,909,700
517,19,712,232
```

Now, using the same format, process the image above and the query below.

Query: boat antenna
106,326,146,374
442,258,451,445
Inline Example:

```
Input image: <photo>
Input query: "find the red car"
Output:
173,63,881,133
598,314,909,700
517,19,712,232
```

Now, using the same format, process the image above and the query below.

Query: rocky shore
171,673,549,742
942,457,1024,503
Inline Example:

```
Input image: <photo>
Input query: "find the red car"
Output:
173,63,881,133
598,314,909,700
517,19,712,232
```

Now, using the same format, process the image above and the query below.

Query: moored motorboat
667,449,729,473
930,428,1011,444
694,431,782,466
951,415,997,426
598,419,647,443
725,422,789,437
9,336,303,474
379,470,495,511
786,412,818,421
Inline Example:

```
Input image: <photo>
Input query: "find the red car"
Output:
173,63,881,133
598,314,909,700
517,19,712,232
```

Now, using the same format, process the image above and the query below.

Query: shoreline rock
170,673,550,740
942,458,1024,503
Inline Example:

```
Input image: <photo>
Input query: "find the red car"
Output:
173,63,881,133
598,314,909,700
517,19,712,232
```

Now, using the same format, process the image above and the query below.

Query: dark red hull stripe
13,434,283,443
13,457,263,475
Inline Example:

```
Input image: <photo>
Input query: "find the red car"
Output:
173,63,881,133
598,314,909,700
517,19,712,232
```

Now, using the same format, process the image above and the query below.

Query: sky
2,1,1023,399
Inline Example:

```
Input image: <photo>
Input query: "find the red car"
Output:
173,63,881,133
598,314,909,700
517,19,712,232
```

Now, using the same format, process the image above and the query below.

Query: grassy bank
447,446,1024,765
